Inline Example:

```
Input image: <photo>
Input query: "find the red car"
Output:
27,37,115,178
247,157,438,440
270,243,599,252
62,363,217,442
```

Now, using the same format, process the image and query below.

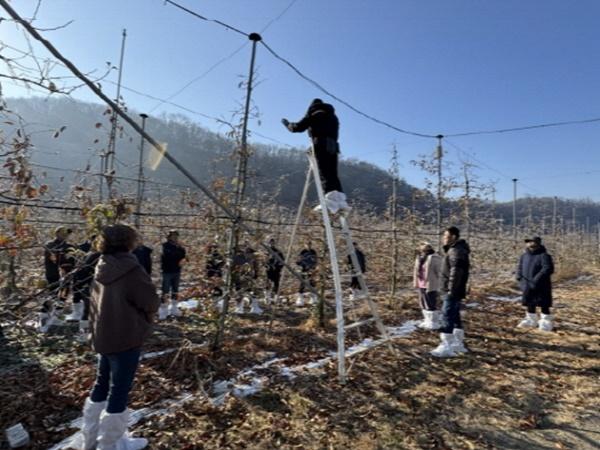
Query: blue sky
2,0,600,201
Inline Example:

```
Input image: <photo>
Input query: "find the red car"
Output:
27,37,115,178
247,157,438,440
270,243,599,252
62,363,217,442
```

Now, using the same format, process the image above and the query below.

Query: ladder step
344,317,376,330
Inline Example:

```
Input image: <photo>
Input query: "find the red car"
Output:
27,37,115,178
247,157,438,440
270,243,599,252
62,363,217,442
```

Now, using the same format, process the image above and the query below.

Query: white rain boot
264,291,273,305
157,304,169,321
250,297,263,315
65,302,84,322
168,300,182,318
234,301,245,314
430,333,457,358
70,398,107,450
38,312,51,333
517,312,538,328
97,409,147,450
76,320,90,343
215,298,224,312
538,314,553,332
430,310,442,330
451,328,468,354
308,293,318,305
295,293,305,307
332,191,351,212
417,310,432,329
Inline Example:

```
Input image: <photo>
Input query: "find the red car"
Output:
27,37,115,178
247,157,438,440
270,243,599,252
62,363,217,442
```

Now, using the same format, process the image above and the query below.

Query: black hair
445,226,460,238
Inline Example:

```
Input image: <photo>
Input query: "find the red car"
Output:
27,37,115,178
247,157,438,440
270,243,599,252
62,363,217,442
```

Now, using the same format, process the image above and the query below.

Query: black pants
314,145,343,194
267,269,282,292
418,288,438,311
527,305,551,315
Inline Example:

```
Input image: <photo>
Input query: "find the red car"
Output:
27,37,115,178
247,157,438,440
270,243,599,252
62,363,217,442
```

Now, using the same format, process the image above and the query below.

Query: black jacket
441,239,470,299
161,240,186,274
266,246,284,273
347,248,366,274
287,101,340,154
206,250,225,277
72,251,101,301
133,245,153,275
44,239,74,283
297,249,317,271
517,245,554,307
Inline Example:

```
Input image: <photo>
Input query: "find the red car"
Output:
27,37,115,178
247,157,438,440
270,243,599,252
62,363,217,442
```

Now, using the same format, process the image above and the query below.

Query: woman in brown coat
74,224,160,450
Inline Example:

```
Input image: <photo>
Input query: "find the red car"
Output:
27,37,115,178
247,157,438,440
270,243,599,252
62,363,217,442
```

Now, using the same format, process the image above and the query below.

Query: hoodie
441,239,471,299
89,252,160,354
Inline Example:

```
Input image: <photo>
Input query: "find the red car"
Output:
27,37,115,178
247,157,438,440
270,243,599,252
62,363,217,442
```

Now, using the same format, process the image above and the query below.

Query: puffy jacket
90,252,160,354
441,239,470,298
517,245,554,307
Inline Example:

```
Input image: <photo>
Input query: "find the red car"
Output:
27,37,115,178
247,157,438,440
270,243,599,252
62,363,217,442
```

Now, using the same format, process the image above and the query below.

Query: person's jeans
440,294,462,333
90,347,141,413
161,272,181,301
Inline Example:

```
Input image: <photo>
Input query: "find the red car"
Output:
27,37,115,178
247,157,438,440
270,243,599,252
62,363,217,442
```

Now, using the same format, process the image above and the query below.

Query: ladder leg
275,166,312,304
307,149,347,384
339,215,396,355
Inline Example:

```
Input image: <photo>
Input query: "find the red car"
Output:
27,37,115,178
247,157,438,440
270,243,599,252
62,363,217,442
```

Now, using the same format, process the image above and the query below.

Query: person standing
71,239,101,340
205,242,225,298
158,230,186,320
282,99,349,213
348,242,366,300
413,242,442,330
516,236,555,331
265,238,284,303
431,227,470,357
295,242,318,306
75,224,159,450
132,238,153,276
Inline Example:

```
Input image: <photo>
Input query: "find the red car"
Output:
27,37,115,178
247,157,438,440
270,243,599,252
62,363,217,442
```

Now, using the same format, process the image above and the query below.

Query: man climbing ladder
282,98,350,213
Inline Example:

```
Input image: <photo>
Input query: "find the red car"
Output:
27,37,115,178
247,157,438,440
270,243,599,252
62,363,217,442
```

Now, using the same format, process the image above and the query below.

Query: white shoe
76,320,90,343
97,409,148,450
517,312,538,328
538,314,553,332
157,304,169,321
234,301,245,314
451,328,468,354
418,310,435,330
65,302,84,322
295,293,305,307
308,293,318,305
70,398,107,450
431,310,442,330
168,301,182,318
38,312,51,333
249,298,263,315
332,191,351,212
430,333,457,358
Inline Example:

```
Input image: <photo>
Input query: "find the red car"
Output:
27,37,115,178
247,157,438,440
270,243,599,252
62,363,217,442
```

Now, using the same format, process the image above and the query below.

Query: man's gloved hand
281,118,290,128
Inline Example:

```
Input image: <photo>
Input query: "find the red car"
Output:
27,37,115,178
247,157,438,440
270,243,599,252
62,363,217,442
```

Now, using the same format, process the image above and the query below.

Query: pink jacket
413,253,442,293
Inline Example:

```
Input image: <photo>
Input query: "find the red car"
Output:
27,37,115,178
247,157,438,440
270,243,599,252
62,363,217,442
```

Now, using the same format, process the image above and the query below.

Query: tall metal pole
512,178,518,242
390,144,399,297
436,135,444,251
213,32,262,351
134,113,148,229
572,206,576,234
105,28,127,199
552,196,558,237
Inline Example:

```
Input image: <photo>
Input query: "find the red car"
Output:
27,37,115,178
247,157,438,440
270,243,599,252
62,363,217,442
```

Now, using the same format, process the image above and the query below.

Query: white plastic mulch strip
487,295,521,303
48,319,420,449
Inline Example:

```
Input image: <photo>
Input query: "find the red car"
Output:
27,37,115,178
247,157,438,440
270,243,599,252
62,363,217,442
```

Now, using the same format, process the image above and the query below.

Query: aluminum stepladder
303,147,394,383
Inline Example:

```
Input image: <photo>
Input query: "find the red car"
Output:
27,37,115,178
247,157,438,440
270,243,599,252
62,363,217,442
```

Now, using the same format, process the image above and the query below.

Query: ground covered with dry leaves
1,269,599,450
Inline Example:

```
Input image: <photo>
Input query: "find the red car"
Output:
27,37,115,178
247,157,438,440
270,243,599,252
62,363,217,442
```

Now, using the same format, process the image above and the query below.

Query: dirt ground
1,269,599,450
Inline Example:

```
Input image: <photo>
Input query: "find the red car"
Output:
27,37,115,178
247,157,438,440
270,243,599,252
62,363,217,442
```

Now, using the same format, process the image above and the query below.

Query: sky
1,0,600,201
